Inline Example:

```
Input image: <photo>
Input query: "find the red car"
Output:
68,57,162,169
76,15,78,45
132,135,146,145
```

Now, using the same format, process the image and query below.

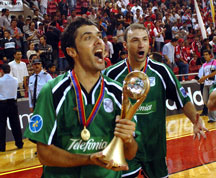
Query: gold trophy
100,71,150,167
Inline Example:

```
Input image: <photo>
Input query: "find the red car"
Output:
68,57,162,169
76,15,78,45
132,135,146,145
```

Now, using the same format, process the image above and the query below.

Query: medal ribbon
70,70,105,127
126,58,148,73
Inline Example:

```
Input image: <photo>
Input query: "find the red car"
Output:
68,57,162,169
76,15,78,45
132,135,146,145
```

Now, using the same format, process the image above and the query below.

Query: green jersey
210,83,216,94
24,71,124,178
104,58,190,162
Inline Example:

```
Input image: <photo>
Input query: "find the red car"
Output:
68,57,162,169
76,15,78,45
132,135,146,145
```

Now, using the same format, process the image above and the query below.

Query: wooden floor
0,112,216,177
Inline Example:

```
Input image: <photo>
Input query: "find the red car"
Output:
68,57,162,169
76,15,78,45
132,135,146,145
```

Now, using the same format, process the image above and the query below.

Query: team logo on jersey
180,87,188,98
149,77,155,87
103,98,113,113
29,115,43,133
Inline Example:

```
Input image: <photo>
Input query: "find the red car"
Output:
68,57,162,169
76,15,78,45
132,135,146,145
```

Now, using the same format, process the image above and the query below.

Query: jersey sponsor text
67,138,108,152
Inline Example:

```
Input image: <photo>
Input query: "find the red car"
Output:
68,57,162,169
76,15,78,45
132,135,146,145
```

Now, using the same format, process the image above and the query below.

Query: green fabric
25,72,124,178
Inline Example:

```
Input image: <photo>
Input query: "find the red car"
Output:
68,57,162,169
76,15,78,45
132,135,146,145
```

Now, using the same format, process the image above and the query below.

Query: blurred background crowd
0,0,216,94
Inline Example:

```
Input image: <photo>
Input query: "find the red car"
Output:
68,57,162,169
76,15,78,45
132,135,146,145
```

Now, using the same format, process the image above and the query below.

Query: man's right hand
89,152,129,171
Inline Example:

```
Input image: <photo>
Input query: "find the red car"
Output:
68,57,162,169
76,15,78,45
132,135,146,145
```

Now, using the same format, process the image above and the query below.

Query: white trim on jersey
122,167,142,177
56,85,71,115
149,59,184,108
92,77,102,104
52,72,70,93
104,78,123,91
105,88,122,109
148,65,166,90
82,90,87,105
48,120,57,145
115,67,127,81
105,60,125,76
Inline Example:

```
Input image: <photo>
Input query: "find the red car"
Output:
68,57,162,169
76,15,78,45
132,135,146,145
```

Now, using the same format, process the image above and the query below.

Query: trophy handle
101,71,150,167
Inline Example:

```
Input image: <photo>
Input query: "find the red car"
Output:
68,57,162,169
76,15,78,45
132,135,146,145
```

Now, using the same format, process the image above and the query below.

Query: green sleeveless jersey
104,58,190,162
24,71,125,178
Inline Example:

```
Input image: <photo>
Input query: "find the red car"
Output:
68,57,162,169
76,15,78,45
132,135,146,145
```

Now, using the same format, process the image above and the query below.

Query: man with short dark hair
198,49,216,123
28,58,52,113
38,35,53,68
162,38,178,70
1,30,17,62
9,50,29,98
0,64,24,152
24,17,137,178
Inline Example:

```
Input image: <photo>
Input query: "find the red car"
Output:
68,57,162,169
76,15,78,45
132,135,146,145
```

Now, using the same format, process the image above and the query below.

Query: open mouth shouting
94,49,104,62
137,50,145,58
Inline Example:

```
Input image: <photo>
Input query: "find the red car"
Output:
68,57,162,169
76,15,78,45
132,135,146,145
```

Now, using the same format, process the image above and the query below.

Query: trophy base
100,136,128,167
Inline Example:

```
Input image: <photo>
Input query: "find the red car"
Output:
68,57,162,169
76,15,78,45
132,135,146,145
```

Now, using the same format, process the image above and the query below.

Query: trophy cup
100,71,150,167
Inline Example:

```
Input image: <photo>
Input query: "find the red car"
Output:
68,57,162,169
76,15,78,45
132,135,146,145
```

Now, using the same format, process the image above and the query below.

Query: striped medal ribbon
70,70,105,141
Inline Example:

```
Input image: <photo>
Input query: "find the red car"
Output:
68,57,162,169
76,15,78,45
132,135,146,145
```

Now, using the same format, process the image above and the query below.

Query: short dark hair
61,17,96,69
14,49,22,55
171,38,178,42
1,64,10,73
40,35,47,41
124,23,147,42
29,54,37,60
4,29,10,34
203,49,211,55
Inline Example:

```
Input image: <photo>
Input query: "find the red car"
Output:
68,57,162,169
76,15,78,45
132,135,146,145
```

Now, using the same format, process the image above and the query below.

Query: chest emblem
103,98,114,113
149,77,155,87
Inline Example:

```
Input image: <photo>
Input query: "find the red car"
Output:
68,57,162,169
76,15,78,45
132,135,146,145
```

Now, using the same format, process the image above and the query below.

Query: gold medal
81,126,90,141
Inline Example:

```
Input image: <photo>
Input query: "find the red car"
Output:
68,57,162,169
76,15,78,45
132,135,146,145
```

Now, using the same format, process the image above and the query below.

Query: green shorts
122,157,168,178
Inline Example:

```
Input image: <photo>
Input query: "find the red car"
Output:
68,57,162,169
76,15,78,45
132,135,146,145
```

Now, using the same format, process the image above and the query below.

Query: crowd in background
0,0,216,87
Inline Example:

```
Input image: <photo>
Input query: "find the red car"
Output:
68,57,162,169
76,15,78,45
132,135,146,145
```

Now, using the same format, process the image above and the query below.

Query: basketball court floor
0,113,215,178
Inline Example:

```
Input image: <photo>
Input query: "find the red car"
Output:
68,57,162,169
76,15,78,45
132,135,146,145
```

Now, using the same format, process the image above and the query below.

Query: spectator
9,50,29,98
26,42,37,60
58,41,68,72
198,49,216,123
116,23,124,44
45,26,60,67
153,21,165,52
27,53,38,77
9,19,24,50
0,8,11,30
40,0,48,15
209,35,216,58
1,30,17,63
22,17,31,33
175,38,189,81
47,63,58,78
38,35,53,68
25,21,41,48
0,64,24,152
17,15,25,33
58,0,68,16
67,10,77,24
162,38,178,70
111,36,124,64
103,36,114,59
28,58,52,113
117,50,127,63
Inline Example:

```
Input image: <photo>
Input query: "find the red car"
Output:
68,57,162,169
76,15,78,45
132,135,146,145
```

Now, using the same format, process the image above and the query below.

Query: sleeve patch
180,87,188,98
29,115,43,133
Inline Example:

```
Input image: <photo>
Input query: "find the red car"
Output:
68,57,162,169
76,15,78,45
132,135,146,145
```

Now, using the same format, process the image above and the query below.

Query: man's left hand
114,116,136,143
